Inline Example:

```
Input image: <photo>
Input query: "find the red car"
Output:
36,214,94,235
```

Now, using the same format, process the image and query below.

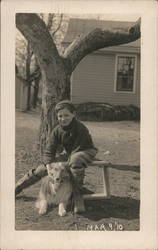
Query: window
115,55,137,92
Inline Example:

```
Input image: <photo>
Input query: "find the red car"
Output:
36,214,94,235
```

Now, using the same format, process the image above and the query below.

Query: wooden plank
89,161,109,166
102,167,110,196
83,193,110,200
83,160,111,200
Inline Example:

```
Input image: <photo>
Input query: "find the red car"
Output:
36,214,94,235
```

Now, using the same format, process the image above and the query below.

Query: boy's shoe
15,164,47,196
80,186,94,195
15,172,40,196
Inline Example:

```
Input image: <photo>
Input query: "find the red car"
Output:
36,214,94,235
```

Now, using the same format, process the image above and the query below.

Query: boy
15,100,98,213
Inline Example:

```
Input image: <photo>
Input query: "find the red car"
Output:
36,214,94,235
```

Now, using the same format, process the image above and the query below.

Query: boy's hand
46,163,51,167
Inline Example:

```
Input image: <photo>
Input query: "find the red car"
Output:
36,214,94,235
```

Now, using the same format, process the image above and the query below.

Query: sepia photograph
1,0,158,249
15,12,141,231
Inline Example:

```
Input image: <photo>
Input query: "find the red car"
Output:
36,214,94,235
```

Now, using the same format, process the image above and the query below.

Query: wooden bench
83,161,110,200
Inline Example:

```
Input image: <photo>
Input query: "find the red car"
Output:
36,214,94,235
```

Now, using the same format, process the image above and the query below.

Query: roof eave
97,46,140,54
63,42,140,54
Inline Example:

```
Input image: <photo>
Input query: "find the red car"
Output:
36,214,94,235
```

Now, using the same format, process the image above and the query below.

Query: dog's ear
46,163,56,174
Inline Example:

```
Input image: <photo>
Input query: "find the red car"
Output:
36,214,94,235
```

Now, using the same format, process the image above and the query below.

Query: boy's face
57,108,75,127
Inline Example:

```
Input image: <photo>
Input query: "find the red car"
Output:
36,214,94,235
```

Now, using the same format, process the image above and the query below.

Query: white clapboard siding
71,53,140,107
72,54,115,103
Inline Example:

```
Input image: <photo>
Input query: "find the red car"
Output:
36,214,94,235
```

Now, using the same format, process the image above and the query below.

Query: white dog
36,162,73,217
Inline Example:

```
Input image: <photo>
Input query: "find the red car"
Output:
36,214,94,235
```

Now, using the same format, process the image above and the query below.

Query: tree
16,13,140,153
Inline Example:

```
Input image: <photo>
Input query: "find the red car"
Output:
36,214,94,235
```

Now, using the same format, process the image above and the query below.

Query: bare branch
63,18,141,73
47,13,55,31
52,14,63,37
29,65,41,82
39,13,44,20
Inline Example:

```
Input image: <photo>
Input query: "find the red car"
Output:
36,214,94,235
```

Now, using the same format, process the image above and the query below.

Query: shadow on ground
83,195,140,221
16,194,140,221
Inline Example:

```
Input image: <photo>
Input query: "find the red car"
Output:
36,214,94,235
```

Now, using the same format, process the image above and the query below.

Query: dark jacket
43,118,97,164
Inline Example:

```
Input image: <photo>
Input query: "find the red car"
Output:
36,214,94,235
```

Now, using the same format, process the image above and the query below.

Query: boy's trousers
15,149,97,196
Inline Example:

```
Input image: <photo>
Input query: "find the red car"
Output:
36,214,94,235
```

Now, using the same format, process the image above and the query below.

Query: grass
15,110,140,231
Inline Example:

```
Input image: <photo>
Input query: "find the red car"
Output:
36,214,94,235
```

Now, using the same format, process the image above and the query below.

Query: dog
36,162,73,217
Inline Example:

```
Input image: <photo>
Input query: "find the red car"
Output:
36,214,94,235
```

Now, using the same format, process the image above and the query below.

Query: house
63,19,140,107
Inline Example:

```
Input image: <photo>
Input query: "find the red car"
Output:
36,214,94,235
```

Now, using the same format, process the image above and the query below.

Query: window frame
114,54,137,94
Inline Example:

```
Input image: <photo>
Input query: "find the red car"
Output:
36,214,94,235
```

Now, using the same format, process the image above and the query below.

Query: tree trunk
39,67,71,154
26,42,33,110
32,78,39,109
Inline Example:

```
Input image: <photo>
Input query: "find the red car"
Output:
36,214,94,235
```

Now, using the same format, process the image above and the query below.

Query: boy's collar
60,117,76,131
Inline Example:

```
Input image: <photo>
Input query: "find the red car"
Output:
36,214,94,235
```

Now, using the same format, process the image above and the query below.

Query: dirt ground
15,110,140,231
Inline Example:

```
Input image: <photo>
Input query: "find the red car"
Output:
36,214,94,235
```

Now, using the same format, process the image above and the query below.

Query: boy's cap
55,100,76,113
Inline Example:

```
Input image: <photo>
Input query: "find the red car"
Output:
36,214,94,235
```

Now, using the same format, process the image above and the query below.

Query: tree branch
52,14,63,37
29,65,41,82
63,18,141,73
16,13,62,72
47,13,55,31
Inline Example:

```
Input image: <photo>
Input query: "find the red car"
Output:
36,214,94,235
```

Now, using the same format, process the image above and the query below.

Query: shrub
75,102,140,122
